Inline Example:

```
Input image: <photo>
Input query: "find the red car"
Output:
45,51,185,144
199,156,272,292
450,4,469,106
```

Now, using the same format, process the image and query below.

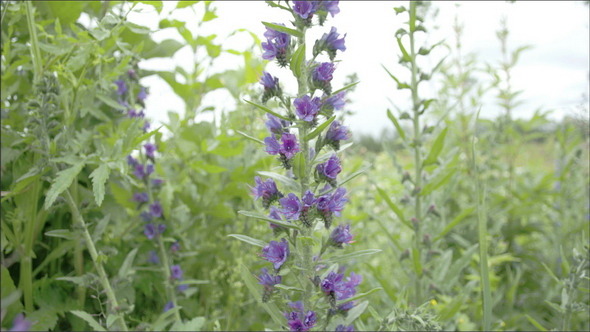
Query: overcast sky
131,1,590,136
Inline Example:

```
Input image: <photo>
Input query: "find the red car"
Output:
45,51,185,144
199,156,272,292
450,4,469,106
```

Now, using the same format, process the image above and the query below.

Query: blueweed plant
233,1,378,330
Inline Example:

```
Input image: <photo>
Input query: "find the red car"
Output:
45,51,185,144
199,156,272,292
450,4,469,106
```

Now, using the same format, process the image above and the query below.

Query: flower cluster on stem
246,2,362,330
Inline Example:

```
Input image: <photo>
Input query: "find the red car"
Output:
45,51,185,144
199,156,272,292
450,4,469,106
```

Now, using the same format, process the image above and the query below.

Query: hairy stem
64,190,128,331
157,236,182,322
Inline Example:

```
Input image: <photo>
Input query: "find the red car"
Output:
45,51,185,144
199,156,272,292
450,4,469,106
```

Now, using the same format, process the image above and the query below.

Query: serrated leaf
376,186,411,229
305,115,335,140
228,234,267,247
324,249,382,263
386,109,406,140
70,310,106,331
90,164,110,207
423,127,448,166
238,210,301,230
244,99,291,121
44,161,85,210
262,22,303,38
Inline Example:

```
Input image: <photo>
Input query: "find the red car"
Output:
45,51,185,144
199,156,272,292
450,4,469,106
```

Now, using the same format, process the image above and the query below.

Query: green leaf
434,207,475,241
176,1,200,9
70,310,106,331
386,109,406,140
45,229,75,240
44,161,85,210
382,65,410,89
419,166,457,196
90,164,110,207
97,93,126,111
423,127,448,166
257,171,301,193
324,249,382,263
118,248,138,279
525,315,548,332
240,264,284,327
344,300,369,325
243,99,291,121
144,39,184,59
136,1,163,13
337,288,382,306
237,130,264,145
376,186,411,229
170,317,206,331
290,44,306,78
228,234,267,247
238,210,301,230
332,81,360,95
275,284,304,292
305,115,336,140
396,37,411,62
338,165,370,187
262,21,303,38
1,266,22,322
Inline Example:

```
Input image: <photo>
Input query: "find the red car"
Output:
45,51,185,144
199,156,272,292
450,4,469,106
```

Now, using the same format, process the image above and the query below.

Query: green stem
64,190,129,331
409,1,423,305
156,236,182,322
25,1,42,84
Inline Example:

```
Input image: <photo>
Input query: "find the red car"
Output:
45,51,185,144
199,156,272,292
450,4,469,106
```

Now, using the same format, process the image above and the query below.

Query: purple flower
284,302,317,332
279,193,303,220
163,301,174,312
320,0,340,17
137,87,148,102
114,79,127,95
170,265,183,280
260,71,279,90
146,164,154,176
335,324,354,332
144,143,157,159
321,271,362,307
268,206,290,230
294,95,321,122
265,135,281,155
148,250,160,264
330,224,353,247
265,114,290,135
127,155,138,166
149,201,163,218
293,1,317,19
321,271,344,293
325,120,350,145
323,91,346,111
171,241,181,252
142,120,151,132
144,223,165,240
152,178,164,187
316,154,342,180
132,192,149,204
177,282,189,292
258,267,282,289
140,211,153,222
262,238,289,270
251,176,282,208
262,24,291,66
317,187,348,228
133,164,147,179
128,109,145,118
314,27,346,61
313,62,335,82
266,133,300,161
9,314,31,332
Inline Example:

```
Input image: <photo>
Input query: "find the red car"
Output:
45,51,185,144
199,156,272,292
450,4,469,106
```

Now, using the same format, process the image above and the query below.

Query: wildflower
316,154,342,184
142,120,151,132
279,193,303,221
265,114,290,135
258,267,282,302
313,62,335,82
293,1,317,20
262,238,289,270
170,241,181,252
137,87,148,103
114,79,127,96
321,271,362,309
265,133,300,168
128,109,145,118
144,223,166,240
317,187,348,228
163,301,174,312
152,178,164,187
140,211,153,222
144,143,157,160
127,155,138,167
148,250,160,264
330,224,353,248
294,95,321,122
177,282,189,292
300,190,317,227
149,201,163,218
285,301,317,332
260,71,282,103
325,120,350,150
132,192,149,204
322,91,346,112
127,69,138,80
251,176,283,208
320,0,340,17
335,324,354,332
133,163,147,179
268,206,286,231
170,265,183,280
313,27,346,61
262,25,291,67
9,314,31,332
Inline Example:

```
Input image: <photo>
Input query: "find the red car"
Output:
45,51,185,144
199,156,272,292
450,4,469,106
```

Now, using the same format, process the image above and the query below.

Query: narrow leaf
434,207,475,241
305,115,336,140
290,44,306,78
44,161,85,210
240,264,285,327
238,210,301,230
526,315,548,331
423,127,448,166
237,130,264,145
337,288,382,305
118,248,138,279
90,164,110,207
332,81,360,95
396,37,411,62
70,310,106,331
324,249,382,263
228,234,267,248
257,171,301,192
386,109,406,140
244,99,291,121
382,65,411,89
344,301,369,325
262,22,303,38
376,186,411,229
419,167,457,197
